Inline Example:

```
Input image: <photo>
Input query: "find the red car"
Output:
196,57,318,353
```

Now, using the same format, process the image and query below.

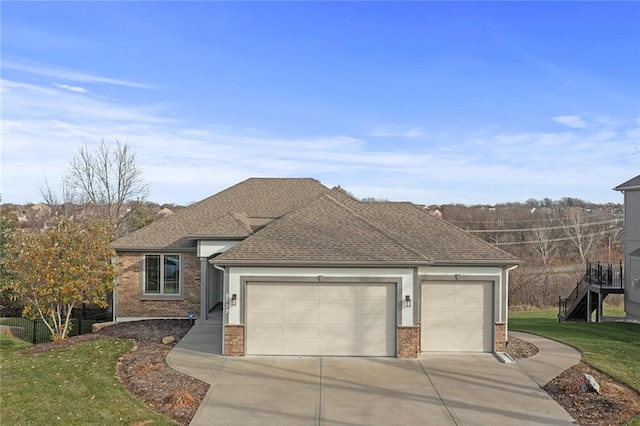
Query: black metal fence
0,311,112,344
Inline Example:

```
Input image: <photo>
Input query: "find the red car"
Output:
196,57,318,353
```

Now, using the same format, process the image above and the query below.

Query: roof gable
112,178,330,250
215,189,518,265
215,191,429,263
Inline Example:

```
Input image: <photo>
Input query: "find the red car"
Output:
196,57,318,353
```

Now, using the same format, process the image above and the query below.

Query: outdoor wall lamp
405,295,412,308
231,293,237,306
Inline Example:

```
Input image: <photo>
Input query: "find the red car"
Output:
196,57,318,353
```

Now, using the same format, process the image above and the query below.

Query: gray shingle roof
114,177,518,265
614,175,640,191
112,178,330,250
215,188,518,265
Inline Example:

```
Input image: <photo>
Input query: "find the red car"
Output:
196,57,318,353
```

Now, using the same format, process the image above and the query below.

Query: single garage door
246,282,396,356
421,281,493,352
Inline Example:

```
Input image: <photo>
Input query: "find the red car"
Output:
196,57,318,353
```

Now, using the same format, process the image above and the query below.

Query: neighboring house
614,174,640,321
112,178,519,358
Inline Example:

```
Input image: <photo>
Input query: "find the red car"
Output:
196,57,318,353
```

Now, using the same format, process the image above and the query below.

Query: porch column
597,292,603,323
586,290,591,323
200,257,208,320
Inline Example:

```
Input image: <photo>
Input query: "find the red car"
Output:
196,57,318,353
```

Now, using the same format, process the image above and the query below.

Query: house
614,174,640,321
111,178,519,358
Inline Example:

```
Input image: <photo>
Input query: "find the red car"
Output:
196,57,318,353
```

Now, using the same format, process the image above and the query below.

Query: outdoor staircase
558,261,624,322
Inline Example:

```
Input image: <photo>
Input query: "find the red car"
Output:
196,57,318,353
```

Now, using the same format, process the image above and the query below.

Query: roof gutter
429,259,522,266
211,258,521,268
112,246,197,252
211,259,434,268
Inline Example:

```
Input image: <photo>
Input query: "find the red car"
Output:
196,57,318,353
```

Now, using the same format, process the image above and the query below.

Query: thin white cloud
2,60,156,89
2,77,637,206
552,115,588,129
53,83,88,93
370,127,423,139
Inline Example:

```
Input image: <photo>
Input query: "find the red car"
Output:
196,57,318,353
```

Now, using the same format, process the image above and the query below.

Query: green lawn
510,308,640,426
0,335,175,425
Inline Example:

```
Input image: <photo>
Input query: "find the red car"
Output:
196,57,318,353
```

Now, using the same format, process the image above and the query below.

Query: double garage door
421,281,494,352
246,282,396,356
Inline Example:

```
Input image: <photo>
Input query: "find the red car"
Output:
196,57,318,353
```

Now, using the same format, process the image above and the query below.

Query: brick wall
115,251,200,318
397,326,420,358
495,322,507,352
224,325,245,356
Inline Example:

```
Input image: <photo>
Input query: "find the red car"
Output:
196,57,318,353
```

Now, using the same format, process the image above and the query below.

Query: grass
509,308,640,425
0,335,176,425
509,308,639,390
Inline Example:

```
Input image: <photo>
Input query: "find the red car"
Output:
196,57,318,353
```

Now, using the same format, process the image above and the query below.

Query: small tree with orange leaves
2,218,116,341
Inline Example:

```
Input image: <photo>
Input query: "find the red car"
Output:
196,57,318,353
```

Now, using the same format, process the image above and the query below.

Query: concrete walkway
166,328,582,426
510,331,582,387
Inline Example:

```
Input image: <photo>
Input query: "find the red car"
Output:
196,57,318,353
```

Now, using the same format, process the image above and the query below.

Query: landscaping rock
161,336,175,345
579,373,601,394
92,321,117,333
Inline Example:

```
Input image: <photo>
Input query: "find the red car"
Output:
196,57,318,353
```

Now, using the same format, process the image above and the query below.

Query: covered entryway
421,281,493,352
246,282,396,356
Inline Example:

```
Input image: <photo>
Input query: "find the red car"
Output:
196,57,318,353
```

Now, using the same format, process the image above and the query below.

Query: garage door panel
288,327,321,338
285,312,321,323
422,281,493,353
246,282,396,356
322,312,356,324
428,296,455,307
250,285,283,297
285,340,321,355
285,298,321,311
252,297,284,310
357,312,388,325
357,327,390,339
429,286,455,296
422,322,455,334
423,310,455,321
357,298,389,312
247,311,285,324
324,326,357,338
285,286,322,297
248,325,284,338
456,285,484,298
454,310,484,321
456,336,484,352
324,299,357,312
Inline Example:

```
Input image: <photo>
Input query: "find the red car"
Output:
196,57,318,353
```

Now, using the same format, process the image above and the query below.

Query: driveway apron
168,326,578,426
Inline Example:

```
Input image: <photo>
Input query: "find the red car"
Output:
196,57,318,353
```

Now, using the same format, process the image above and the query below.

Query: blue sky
2,2,639,205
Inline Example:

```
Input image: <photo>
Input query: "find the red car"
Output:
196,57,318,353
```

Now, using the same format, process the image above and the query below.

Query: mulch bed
19,321,640,426
544,362,640,425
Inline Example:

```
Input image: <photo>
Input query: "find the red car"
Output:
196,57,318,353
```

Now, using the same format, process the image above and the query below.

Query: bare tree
40,141,149,239
529,226,557,268
561,208,600,265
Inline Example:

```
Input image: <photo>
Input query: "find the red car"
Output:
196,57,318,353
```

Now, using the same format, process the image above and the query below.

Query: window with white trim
144,254,180,295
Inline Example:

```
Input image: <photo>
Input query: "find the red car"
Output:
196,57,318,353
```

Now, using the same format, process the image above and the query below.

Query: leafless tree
561,208,600,265
529,226,557,268
39,141,149,239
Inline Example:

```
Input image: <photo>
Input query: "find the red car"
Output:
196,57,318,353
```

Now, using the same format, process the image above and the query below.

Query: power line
490,228,621,246
465,218,622,234
448,211,620,224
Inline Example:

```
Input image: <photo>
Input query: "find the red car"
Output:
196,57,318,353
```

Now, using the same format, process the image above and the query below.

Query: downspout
112,256,118,322
503,265,519,331
213,263,227,355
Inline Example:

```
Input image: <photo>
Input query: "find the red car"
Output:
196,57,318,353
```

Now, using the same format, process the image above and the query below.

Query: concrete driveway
167,324,577,426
